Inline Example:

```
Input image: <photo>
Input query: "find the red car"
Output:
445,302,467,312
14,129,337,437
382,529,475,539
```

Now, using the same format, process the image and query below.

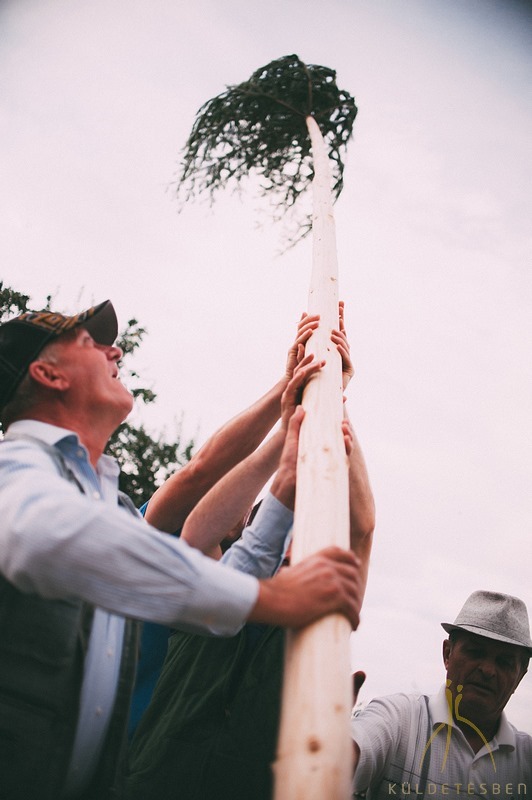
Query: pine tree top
176,54,357,244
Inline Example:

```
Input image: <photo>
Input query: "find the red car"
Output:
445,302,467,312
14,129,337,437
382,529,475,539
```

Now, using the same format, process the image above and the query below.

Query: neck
455,713,499,754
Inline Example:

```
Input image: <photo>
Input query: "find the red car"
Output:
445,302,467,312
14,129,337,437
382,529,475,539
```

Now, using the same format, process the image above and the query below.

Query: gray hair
1,332,76,429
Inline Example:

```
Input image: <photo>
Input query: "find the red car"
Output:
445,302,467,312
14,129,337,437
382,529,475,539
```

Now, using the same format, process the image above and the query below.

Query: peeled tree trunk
273,114,352,800
175,56,358,799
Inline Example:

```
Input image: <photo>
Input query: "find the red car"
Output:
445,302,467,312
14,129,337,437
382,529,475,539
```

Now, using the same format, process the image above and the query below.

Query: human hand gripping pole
249,544,363,630
252,399,365,631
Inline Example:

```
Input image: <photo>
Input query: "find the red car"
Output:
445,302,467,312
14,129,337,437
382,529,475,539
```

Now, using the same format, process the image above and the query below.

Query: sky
1,0,531,733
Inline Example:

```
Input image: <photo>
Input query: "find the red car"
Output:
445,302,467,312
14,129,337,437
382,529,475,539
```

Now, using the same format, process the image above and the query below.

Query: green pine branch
176,54,357,245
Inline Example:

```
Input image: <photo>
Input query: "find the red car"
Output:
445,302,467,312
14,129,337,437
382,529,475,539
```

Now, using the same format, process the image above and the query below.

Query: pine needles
176,54,357,244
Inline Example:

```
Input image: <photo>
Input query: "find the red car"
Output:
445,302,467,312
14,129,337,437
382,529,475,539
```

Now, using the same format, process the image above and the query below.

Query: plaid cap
0,300,118,409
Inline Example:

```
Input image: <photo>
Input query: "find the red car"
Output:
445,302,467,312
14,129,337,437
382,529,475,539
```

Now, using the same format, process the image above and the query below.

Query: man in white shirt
0,299,364,800
351,591,532,798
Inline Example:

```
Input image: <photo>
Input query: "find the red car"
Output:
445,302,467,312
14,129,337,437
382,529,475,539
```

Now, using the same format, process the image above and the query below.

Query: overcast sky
1,0,531,732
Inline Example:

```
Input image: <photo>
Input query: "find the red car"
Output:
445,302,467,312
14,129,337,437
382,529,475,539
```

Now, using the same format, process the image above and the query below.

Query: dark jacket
124,624,284,800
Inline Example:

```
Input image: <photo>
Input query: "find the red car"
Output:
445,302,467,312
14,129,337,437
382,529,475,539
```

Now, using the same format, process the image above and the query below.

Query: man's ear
442,638,451,669
28,360,69,392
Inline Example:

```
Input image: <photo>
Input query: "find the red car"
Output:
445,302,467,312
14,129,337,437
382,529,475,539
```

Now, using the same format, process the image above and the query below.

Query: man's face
49,328,133,420
443,631,527,729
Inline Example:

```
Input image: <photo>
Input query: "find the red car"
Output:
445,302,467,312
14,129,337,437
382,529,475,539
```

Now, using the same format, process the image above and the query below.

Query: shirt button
95,706,103,716
77,449,84,458
107,648,114,657
93,491,101,499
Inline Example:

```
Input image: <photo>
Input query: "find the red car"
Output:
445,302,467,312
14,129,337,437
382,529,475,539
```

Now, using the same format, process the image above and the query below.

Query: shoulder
512,725,532,752
0,435,57,469
352,692,426,747
354,692,425,721
0,436,67,495
352,693,428,791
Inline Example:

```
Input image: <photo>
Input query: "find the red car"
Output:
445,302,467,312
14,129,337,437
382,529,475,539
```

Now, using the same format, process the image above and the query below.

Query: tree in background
0,281,194,506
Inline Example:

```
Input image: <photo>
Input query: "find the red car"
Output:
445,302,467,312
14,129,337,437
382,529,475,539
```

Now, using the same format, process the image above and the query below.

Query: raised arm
333,302,375,595
144,314,319,533
183,304,374,578
180,431,284,559
181,352,323,559
343,411,375,597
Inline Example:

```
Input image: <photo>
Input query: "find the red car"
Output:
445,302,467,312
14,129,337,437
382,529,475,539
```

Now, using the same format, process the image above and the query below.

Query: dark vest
0,437,140,800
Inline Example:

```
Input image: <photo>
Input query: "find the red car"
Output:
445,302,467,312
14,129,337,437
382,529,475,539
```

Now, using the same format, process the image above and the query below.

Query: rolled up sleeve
221,491,293,579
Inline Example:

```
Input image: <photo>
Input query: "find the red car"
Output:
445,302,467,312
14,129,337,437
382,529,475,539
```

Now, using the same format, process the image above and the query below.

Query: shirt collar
492,711,516,748
429,684,456,727
429,684,516,748
7,419,80,447
6,419,119,477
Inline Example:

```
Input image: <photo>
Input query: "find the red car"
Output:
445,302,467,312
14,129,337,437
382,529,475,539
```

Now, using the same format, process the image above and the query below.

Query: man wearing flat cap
0,300,364,800
351,590,532,798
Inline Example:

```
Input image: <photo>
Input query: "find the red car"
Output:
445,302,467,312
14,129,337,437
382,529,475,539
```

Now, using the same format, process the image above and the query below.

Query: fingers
297,546,363,630
293,353,325,383
331,324,354,389
292,319,320,361
317,544,361,568
280,405,305,465
281,353,325,428
285,314,320,380
287,403,305,432
342,418,354,456
271,406,305,509
296,313,320,339
353,670,366,704
288,306,354,391
297,312,320,330
252,546,364,630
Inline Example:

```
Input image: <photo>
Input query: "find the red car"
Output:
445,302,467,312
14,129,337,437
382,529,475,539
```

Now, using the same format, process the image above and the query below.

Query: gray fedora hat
442,590,532,654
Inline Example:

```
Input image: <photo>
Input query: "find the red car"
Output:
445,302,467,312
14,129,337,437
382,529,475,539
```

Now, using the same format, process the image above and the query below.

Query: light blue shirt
0,420,259,630
221,493,293,578
0,419,278,794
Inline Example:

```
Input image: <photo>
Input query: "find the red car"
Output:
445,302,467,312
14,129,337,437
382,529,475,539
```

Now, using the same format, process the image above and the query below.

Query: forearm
181,429,285,555
146,378,286,532
0,471,258,634
346,409,375,595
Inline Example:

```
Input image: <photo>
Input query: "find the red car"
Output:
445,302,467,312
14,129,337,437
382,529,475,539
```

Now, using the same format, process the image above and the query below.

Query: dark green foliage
107,420,194,508
106,315,194,505
0,283,194,505
177,54,357,243
0,282,30,319
114,318,158,406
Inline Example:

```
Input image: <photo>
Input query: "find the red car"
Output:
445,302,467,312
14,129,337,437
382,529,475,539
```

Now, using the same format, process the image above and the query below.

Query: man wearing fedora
351,591,532,798
0,299,364,800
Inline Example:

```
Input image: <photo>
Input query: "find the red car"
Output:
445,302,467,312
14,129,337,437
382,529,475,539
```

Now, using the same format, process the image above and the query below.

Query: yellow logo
419,680,496,773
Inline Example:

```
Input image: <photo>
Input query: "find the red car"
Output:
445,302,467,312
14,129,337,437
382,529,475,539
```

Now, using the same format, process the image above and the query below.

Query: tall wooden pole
273,115,353,799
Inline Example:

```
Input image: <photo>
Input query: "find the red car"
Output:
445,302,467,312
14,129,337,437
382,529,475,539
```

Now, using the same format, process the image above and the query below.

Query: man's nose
477,660,496,680
106,344,123,361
